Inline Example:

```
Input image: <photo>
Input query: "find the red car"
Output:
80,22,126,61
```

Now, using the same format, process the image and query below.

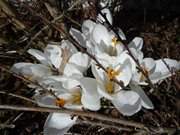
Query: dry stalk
0,104,145,129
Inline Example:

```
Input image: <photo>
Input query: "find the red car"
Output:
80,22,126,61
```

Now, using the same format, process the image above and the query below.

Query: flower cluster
11,5,180,135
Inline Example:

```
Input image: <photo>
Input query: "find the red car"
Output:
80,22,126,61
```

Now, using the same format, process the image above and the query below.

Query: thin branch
0,124,15,129
20,0,85,55
77,119,132,132
64,14,81,27
0,91,37,104
0,104,145,129
0,65,59,100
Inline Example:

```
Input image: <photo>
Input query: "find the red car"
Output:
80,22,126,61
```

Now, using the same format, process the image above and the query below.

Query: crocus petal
118,28,126,40
112,90,142,116
128,37,143,50
63,63,83,77
116,59,132,86
152,58,180,81
82,20,96,37
96,53,116,67
44,45,62,69
97,8,113,25
97,84,114,100
155,58,180,73
91,63,105,83
35,95,56,107
142,58,156,73
70,28,86,47
80,77,101,111
92,24,111,45
115,43,124,55
131,48,144,63
130,84,154,109
62,78,80,90
38,77,67,92
28,49,49,65
68,52,89,73
11,62,33,74
45,76,68,82
116,52,136,72
60,40,77,54
149,72,163,84
95,41,108,54
44,113,77,135
28,64,52,79
11,63,52,80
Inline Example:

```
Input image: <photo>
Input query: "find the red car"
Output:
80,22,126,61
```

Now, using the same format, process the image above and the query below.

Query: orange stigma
107,67,120,80
111,37,119,46
55,98,65,107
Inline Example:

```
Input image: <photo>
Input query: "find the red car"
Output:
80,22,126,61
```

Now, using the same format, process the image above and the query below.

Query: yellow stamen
111,37,120,46
105,81,114,94
72,92,81,105
107,67,120,80
140,67,149,81
105,67,121,94
55,98,65,107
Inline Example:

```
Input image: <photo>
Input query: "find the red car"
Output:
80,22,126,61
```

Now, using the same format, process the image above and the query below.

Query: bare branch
0,104,145,129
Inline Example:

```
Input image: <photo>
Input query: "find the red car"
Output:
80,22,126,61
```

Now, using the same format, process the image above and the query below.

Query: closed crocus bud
44,113,77,135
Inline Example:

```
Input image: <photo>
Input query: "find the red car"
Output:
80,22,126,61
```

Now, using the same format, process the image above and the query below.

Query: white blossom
126,38,180,85
44,113,77,135
11,40,90,81
35,76,101,111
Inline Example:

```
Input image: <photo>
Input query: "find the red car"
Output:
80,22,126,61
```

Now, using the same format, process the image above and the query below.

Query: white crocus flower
11,62,52,81
35,76,101,111
70,20,126,57
92,55,132,99
44,113,77,135
28,41,90,77
35,76,101,135
11,44,64,81
129,51,180,85
11,40,90,81
91,54,153,116
126,38,180,84
90,23,124,56
153,58,180,81
28,44,63,69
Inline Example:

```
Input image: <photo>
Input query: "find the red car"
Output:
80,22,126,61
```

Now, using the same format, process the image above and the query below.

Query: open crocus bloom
124,37,180,85
11,40,90,81
130,55,180,85
128,47,180,85
91,54,154,116
91,54,132,100
44,113,77,135
35,76,101,111
70,20,126,57
152,58,180,81
91,24,124,56
11,62,52,81
35,76,101,135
